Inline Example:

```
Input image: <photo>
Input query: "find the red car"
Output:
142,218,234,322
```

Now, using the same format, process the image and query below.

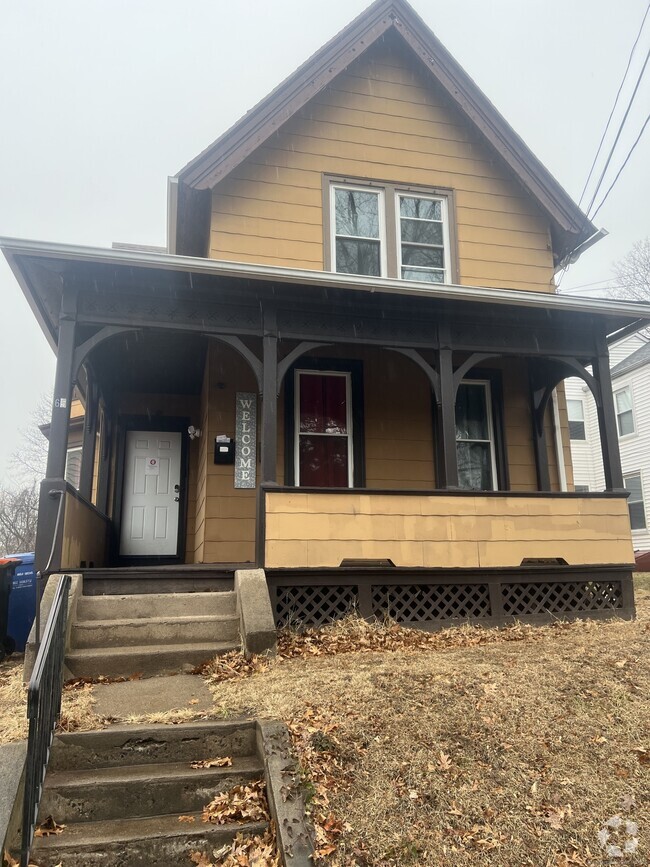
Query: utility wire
591,111,650,221
585,45,650,218
578,0,650,210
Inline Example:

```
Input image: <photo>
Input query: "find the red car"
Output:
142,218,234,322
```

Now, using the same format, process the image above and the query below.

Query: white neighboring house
566,332,650,554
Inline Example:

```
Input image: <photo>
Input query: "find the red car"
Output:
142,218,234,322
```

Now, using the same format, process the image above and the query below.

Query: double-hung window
614,386,634,437
65,446,82,490
567,399,586,440
328,179,453,281
294,370,353,487
331,185,385,277
455,380,497,491
624,473,646,530
397,194,448,282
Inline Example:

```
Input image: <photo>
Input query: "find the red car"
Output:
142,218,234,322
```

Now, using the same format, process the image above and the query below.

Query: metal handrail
20,574,71,867
35,488,65,654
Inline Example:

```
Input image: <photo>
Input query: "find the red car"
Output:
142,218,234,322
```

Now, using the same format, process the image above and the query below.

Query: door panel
120,430,182,556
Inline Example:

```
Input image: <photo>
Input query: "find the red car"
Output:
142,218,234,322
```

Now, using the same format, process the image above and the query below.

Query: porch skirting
266,565,636,630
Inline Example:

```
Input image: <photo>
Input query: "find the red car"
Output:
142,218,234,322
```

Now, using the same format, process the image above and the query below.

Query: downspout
551,389,568,492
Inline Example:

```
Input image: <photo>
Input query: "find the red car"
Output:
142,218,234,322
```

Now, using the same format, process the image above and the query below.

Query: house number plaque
235,392,257,489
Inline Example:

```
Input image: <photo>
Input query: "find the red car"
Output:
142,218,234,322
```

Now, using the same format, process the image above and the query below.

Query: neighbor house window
575,484,590,493
397,193,449,282
331,185,385,277
294,370,353,487
328,179,453,281
624,473,646,530
567,399,586,440
615,386,634,436
65,446,82,490
455,380,497,491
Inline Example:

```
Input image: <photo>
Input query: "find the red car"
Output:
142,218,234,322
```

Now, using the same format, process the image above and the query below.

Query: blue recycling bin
6,552,36,653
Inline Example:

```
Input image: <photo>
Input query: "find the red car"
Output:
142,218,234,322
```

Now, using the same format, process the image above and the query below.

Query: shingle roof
611,339,650,378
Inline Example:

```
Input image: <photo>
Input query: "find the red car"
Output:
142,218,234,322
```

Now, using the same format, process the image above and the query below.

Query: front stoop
30,722,266,867
66,591,240,678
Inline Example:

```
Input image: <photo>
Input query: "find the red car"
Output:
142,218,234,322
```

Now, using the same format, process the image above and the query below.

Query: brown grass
207,579,650,866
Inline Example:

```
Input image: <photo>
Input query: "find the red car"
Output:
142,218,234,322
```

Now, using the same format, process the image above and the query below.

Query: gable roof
171,0,596,263
611,339,650,379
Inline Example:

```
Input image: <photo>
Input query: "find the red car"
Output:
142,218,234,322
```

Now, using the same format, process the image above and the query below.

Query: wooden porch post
593,341,624,491
530,378,552,492
436,327,459,488
45,287,78,480
257,307,278,566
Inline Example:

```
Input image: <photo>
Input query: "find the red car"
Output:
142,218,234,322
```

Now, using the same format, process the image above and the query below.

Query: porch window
615,386,634,437
397,194,449,283
332,185,385,277
65,446,82,490
295,370,353,487
567,399,586,440
455,381,497,490
624,473,646,530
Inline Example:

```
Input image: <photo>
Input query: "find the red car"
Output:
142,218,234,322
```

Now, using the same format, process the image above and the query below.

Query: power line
578,1,650,211
591,111,650,221
585,45,650,218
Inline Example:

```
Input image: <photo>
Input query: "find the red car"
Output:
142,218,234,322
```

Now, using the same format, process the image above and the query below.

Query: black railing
21,574,71,867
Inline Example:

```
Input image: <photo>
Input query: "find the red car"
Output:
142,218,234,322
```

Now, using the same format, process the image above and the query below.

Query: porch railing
20,574,71,867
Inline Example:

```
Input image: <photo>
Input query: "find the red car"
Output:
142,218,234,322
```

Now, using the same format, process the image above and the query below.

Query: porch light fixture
188,425,202,440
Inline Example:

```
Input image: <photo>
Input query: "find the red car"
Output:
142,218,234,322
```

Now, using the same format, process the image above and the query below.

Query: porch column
530,382,552,492
78,371,98,501
436,336,459,488
46,287,78,480
593,341,624,491
261,333,278,484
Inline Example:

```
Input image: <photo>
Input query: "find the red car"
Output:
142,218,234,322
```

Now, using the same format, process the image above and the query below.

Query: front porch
5,240,645,627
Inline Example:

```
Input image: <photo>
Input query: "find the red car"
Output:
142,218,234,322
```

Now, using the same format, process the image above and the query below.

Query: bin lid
5,552,35,565
0,558,21,567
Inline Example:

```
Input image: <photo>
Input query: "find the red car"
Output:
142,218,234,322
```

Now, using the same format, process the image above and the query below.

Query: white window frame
614,385,636,438
294,369,354,488
330,184,387,278
567,398,586,441
455,379,498,492
624,471,646,531
65,445,83,490
395,190,451,284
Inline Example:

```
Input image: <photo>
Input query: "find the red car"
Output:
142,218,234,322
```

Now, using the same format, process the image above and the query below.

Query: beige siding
61,493,108,569
265,492,634,569
210,36,555,292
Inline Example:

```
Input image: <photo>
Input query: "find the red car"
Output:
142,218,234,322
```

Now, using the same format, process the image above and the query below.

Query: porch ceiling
2,236,650,351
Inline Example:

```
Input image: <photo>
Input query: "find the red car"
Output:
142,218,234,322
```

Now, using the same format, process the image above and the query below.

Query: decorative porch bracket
205,334,263,393
72,325,141,380
277,342,331,394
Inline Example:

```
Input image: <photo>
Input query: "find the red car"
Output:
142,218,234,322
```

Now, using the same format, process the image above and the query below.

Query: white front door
119,430,182,557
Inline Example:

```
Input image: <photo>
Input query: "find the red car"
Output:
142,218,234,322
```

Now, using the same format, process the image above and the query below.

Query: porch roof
2,235,650,352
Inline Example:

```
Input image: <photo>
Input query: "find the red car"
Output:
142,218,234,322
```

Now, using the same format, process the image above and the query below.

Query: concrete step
65,640,238,679
72,614,240,649
49,722,258,771
77,591,237,620
40,756,264,822
30,812,267,867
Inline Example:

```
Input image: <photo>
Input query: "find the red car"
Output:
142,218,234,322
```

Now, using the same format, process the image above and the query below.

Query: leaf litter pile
205,577,650,866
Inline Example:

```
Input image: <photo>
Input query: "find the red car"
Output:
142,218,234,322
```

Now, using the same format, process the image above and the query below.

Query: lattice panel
371,584,491,622
273,585,359,627
502,581,623,616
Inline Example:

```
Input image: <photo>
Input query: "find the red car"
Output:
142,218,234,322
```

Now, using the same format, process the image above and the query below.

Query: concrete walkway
93,674,214,718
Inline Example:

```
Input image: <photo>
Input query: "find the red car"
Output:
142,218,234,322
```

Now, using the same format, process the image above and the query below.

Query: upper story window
398,194,448,283
624,473,646,530
614,386,634,437
328,178,453,282
567,399,586,440
332,186,385,277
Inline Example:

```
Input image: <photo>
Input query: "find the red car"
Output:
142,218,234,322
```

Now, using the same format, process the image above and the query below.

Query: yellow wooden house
3,0,649,628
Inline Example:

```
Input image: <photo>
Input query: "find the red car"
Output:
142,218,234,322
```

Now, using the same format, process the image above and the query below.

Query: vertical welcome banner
234,392,257,489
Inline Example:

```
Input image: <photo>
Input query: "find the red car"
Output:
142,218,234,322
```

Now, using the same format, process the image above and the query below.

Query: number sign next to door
235,392,257,489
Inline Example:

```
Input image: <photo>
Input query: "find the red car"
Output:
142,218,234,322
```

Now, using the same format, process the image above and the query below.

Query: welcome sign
234,392,257,489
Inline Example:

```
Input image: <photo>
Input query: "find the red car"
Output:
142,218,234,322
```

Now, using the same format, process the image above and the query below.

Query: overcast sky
1,0,649,481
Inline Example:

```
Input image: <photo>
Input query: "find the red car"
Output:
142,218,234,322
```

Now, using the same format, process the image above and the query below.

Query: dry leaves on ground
202,779,270,825
196,651,272,684
190,757,233,769
33,816,65,837
190,825,279,867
